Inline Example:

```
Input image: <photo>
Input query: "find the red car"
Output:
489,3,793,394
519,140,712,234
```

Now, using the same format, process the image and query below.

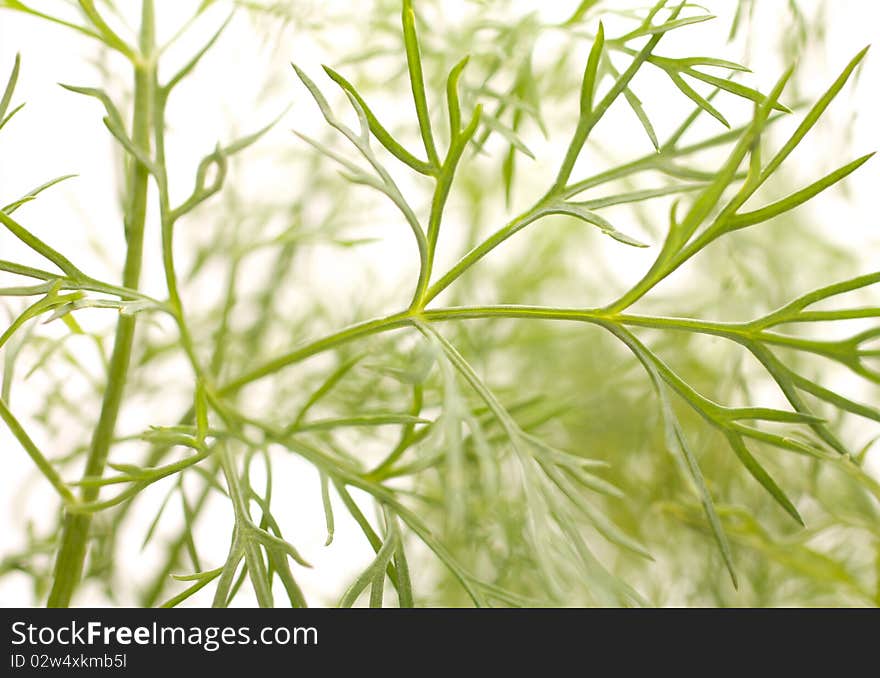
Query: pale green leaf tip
290,62,307,79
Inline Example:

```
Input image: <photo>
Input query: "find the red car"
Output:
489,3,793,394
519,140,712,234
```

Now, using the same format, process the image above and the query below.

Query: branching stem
46,0,155,608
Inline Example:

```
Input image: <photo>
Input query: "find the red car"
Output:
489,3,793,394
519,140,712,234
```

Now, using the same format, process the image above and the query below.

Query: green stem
46,0,155,608
548,17,675,194
0,399,76,503
423,205,545,305
219,311,413,395
153,88,204,379
420,121,756,307
216,444,274,608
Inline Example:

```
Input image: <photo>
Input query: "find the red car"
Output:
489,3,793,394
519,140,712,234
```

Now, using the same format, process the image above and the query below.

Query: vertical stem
46,0,155,608
153,89,203,379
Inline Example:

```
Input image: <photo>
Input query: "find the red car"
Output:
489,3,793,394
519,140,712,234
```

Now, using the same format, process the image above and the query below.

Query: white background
0,1,878,606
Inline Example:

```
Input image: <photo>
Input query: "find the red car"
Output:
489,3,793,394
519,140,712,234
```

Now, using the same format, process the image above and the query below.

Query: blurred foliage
0,0,877,607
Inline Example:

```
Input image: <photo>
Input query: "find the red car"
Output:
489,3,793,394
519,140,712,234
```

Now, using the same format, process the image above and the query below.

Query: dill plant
0,0,877,607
